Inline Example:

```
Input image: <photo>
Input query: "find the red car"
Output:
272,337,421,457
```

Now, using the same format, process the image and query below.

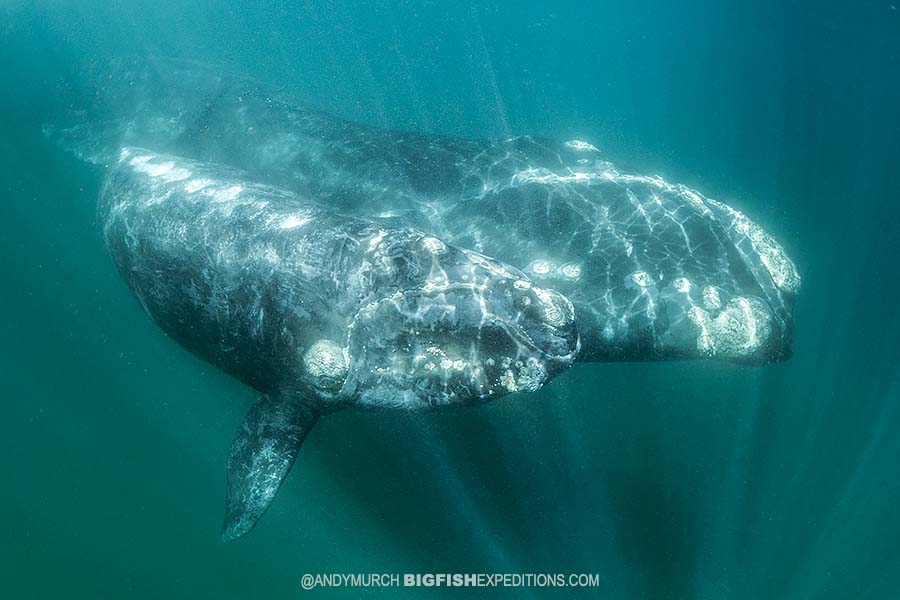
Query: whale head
341,231,579,409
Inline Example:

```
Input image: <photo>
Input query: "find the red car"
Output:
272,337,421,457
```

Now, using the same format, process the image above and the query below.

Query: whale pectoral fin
221,393,319,541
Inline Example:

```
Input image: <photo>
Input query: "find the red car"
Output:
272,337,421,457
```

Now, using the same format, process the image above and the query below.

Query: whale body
47,58,802,539
52,58,800,365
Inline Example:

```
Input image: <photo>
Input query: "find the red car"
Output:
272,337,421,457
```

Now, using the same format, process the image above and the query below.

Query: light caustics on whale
100,146,577,539
48,58,801,539
50,58,800,366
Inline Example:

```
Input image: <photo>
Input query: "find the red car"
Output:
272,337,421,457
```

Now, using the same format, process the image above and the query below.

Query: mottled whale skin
55,59,800,365
101,147,578,539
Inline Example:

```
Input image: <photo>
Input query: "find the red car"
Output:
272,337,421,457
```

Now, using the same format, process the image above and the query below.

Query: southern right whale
50,58,800,365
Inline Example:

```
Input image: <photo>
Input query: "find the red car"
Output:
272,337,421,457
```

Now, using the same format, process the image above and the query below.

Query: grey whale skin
55,59,801,365
100,147,578,540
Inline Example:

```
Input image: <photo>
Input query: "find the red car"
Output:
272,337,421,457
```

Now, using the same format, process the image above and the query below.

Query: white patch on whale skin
565,139,599,152
673,277,692,293
702,285,722,311
533,286,573,328
278,214,309,230
500,370,517,392
517,357,547,392
421,236,447,255
303,340,348,392
422,271,451,293
184,178,214,193
529,259,552,276
559,263,583,279
498,357,548,394
129,155,191,182
760,250,799,294
367,229,387,251
687,296,773,358
631,271,655,287
212,185,243,203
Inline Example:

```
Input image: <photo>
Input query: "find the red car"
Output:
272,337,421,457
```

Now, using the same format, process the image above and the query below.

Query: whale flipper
222,394,319,541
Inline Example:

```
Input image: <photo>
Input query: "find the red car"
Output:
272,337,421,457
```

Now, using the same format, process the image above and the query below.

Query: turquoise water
2,2,899,598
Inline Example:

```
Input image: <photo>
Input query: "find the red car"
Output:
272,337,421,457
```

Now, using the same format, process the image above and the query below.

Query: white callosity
498,357,548,393
515,357,548,393
673,277,692,293
564,139,600,152
303,340,348,392
687,296,773,358
702,285,722,311
631,271,655,288
513,279,532,290
559,263,583,280
278,214,310,230
532,287,574,329
529,259,552,276
421,236,447,255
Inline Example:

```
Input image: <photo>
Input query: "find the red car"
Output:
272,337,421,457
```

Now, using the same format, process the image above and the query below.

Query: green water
2,2,900,598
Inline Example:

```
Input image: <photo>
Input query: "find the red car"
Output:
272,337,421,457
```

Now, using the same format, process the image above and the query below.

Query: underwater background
2,1,899,598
